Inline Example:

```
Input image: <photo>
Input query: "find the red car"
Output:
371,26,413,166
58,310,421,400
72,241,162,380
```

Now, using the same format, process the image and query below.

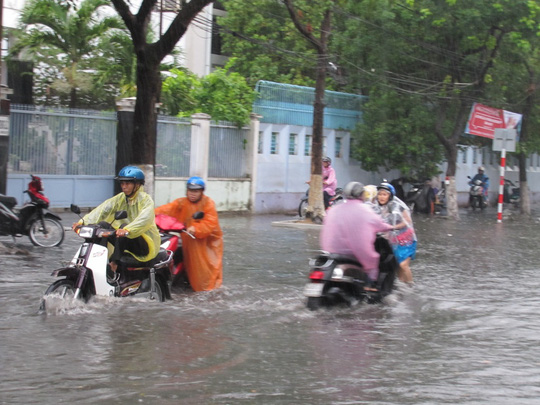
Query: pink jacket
322,165,337,196
320,200,393,279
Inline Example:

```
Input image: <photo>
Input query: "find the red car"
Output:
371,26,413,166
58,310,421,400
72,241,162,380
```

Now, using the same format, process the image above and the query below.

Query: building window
211,15,223,56
335,137,342,158
289,133,298,155
271,132,279,154
304,135,312,156
258,131,264,154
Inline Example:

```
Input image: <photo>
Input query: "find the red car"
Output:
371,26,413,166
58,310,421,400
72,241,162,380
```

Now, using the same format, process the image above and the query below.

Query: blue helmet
116,166,145,184
377,182,395,199
187,176,205,190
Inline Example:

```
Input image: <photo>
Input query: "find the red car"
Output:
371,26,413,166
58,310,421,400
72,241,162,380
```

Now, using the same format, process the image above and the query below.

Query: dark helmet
377,182,395,200
187,176,205,190
343,181,365,200
116,166,145,184
322,156,332,164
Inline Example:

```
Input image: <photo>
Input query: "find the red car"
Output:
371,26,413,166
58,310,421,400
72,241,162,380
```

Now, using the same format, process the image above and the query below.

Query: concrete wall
155,178,250,212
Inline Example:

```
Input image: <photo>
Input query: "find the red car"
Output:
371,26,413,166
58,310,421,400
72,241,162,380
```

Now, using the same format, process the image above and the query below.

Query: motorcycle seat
0,194,17,210
328,253,361,266
120,249,169,270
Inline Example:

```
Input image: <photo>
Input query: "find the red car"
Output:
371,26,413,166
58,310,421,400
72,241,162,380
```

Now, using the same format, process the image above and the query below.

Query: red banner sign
465,103,522,139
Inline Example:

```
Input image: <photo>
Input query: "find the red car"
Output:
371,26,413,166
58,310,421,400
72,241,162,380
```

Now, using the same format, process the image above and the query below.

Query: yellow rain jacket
155,195,223,291
79,187,161,262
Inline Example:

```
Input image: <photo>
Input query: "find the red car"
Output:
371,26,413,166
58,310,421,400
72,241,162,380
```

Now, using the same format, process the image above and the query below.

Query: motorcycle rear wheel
307,296,322,311
149,280,165,302
29,218,65,247
298,200,308,218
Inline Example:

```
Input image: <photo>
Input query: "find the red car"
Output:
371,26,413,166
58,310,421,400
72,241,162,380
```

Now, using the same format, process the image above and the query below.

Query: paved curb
271,219,322,230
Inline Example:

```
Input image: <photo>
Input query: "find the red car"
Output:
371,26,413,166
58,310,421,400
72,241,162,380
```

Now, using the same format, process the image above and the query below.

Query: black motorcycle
405,181,435,214
303,236,399,310
504,179,520,205
0,175,64,247
298,187,344,218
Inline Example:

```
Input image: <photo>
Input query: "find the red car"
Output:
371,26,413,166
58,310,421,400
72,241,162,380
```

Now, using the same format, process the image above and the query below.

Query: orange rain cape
155,195,223,291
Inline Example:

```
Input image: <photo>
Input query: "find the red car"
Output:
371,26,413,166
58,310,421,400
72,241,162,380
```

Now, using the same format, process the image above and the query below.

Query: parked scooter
303,236,398,310
40,205,173,310
504,179,520,205
405,180,435,214
468,176,486,210
155,212,203,288
0,175,64,247
298,187,344,218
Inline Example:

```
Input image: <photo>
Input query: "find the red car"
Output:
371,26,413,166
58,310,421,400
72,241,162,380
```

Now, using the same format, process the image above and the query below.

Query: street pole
497,148,506,223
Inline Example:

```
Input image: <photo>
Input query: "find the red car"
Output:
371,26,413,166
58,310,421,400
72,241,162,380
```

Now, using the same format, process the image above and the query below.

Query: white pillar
190,113,211,181
246,114,261,212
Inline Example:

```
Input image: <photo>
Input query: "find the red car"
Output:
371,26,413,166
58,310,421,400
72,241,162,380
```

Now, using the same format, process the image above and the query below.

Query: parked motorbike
298,187,344,218
303,236,399,310
468,176,486,210
0,175,64,247
405,180,435,214
155,212,203,288
504,179,520,205
40,205,173,310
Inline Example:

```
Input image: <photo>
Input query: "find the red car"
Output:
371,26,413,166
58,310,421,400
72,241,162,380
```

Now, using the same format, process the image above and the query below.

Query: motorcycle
155,212,203,288
504,179,520,205
405,181,435,214
0,175,64,247
303,236,399,310
298,187,344,218
40,205,173,310
468,176,486,210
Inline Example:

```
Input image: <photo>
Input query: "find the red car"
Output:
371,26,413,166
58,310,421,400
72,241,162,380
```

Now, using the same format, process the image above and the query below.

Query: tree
11,0,125,108
161,63,256,126
282,0,335,223
335,0,540,219
110,0,215,169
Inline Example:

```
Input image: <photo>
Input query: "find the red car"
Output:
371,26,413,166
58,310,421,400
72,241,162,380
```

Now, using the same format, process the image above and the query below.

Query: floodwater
1,207,540,404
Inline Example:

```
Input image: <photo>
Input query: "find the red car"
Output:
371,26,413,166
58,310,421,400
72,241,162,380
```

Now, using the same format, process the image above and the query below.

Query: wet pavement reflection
1,207,540,404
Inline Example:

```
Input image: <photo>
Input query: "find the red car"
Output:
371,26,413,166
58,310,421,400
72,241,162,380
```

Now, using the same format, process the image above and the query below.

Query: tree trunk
307,48,328,223
130,58,161,165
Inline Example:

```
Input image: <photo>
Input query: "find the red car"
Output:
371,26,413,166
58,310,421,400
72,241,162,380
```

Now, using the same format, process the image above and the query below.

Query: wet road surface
1,207,540,404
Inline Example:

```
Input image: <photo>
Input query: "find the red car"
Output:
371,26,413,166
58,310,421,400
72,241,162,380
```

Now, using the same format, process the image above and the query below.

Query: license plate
303,282,324,297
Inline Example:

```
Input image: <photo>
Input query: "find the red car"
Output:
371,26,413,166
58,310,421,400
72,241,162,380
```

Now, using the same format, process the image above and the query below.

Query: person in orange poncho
155,176,223,291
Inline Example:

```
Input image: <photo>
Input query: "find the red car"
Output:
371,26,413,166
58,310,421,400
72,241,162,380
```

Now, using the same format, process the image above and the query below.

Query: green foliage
351,89,444,179
10,0,127,108
161,64,256,127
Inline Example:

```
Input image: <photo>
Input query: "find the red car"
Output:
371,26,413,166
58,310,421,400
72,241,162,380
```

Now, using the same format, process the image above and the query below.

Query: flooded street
2,208,540,404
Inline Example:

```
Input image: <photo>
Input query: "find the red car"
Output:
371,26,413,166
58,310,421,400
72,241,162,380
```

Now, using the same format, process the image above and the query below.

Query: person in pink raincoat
321,156,337,209
320,182,394,291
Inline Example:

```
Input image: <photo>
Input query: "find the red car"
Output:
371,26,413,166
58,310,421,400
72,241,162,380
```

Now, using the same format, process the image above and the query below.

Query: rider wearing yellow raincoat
155,176,223,291
73,166,161,266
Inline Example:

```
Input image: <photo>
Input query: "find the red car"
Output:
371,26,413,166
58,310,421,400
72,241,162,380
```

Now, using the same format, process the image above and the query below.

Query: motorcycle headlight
332,268,344,280
78,226,95,238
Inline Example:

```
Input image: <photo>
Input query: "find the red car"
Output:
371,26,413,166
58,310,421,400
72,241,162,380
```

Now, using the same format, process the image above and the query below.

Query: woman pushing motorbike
374,182,416,285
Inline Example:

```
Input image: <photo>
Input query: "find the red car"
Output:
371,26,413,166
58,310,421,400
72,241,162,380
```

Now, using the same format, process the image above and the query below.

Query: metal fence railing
209,121,248,178
156,115,191,177
9,105,117,175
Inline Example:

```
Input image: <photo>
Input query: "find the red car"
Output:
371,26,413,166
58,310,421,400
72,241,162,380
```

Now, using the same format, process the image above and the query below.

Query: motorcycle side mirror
467,176,471,179
71,204,81,215
192,211,204,220
115,210,128,221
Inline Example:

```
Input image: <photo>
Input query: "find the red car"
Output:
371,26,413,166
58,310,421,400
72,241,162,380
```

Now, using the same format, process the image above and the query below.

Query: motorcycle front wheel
40,279,77,311
29,218,65,247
